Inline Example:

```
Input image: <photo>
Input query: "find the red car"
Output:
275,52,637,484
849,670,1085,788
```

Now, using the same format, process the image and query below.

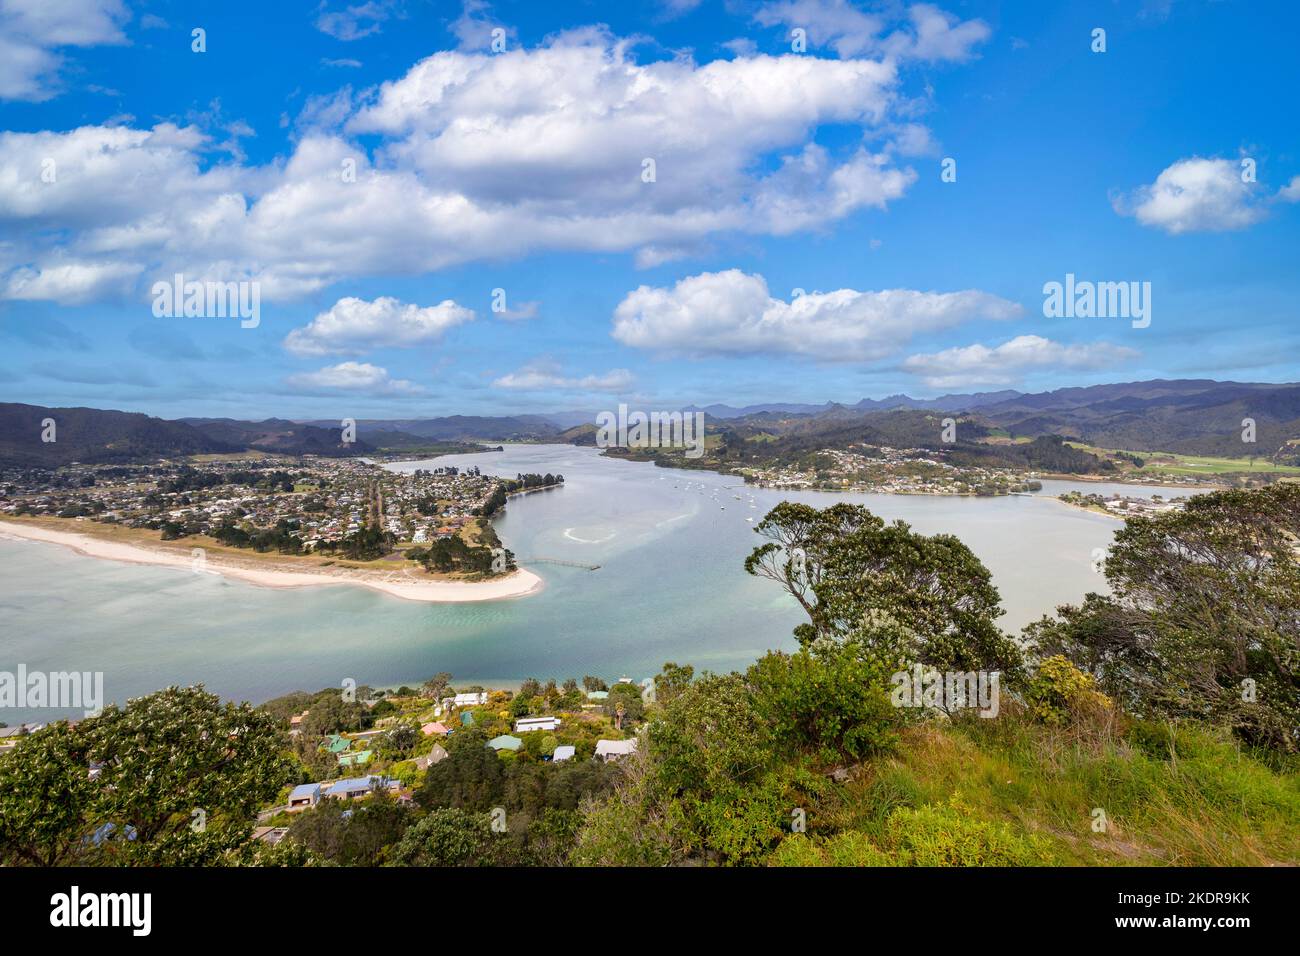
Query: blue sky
1,0,1297,420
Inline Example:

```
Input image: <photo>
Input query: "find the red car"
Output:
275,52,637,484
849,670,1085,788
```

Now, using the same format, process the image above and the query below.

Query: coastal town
1055,490,1190,517
0,457,566,593
0,457,502,551
738,444,1046,496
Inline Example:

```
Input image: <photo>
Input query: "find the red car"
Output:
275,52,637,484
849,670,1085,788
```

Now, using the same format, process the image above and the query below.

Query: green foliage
653,662,694,705
1024,656,1112,726
747,641,899,761
602,681,645,723
0,686,293,866
406,534,507,574
771,800,1056,867
417,729,505,811
286,794,412,866
0,722,99,866
300,692,370,738
1028,484,1300,751
880,802,1058,865
389,808,502,866
768,831,893,867
745,501,1024,681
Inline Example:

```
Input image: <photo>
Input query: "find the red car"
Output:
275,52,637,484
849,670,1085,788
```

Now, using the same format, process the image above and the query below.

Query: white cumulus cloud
902,335,1138,387
611,269,1022,361
283,296,475,356
753,1,990,62
0,31,943,306
1115,157,1271,234
286,361,422,394
0,0,129,102
492,364,633,392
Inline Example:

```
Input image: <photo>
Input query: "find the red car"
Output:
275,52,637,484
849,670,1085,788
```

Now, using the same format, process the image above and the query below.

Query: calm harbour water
0,445,1201,722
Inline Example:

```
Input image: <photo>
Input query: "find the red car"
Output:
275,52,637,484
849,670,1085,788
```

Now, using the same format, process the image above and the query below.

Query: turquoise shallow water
0,444,1198,722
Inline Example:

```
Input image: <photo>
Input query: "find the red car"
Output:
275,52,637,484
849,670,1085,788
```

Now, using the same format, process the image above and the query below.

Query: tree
0,722,98,866
1027,484,1300,751
302,693,367,737
286,794,411,865
386,723,418,756
654,662,694,705
417,730,505,810
745,501,1022,679
422,672,452,700
604,683,644,724
747,639,899,761
524,808,582,866
389,808,503,866
0,686,293,866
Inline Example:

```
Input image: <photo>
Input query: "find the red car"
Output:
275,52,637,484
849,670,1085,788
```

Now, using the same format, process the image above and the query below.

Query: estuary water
0,444,1201,722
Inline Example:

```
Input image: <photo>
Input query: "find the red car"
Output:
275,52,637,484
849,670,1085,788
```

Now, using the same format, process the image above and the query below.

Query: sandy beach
0,519,542,603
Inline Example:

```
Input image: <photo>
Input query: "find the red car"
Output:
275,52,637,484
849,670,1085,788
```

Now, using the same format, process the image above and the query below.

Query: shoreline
0,519,543,604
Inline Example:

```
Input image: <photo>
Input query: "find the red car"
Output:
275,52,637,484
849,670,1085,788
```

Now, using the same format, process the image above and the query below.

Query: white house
594,739,638,762
551,745,576,762
443,691,489,708
515,716,561,733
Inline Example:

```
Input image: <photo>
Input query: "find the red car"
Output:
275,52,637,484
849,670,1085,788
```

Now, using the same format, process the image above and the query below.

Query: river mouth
0,443,1202,722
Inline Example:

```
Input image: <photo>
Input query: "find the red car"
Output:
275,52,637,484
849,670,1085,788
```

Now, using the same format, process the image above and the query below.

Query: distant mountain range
299,415,561,442
685,379,1300,458
683,390,1024,419
3,379,1298,467
970,379,1300,456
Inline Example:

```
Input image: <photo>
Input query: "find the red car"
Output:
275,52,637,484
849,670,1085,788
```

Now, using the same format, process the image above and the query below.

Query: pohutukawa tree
1027,484,1300,752
744,501,1023,678
0,685,293,866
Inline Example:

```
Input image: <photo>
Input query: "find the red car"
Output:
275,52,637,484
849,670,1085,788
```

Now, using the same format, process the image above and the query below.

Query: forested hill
0,403,234,466
974,380,1300,457
179,418,375,457
676,410,1112,475
0,404,372,466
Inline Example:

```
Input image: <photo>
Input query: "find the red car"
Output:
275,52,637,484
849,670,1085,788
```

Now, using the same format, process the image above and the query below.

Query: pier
518,556,601,571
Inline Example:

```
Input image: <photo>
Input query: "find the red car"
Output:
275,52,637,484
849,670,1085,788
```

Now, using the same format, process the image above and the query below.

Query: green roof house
487,734,522,752
325,735,351,753
338,749,373,767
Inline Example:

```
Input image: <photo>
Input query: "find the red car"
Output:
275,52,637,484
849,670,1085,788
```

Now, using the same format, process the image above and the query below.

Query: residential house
326,776,382,800
252,826,289,845
595,739,638,762
444,691,489,708
515,716,561,733
338,749,373,768
487,734,523,752
551,745,576,763
288,783,321,811
415,744,448,770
